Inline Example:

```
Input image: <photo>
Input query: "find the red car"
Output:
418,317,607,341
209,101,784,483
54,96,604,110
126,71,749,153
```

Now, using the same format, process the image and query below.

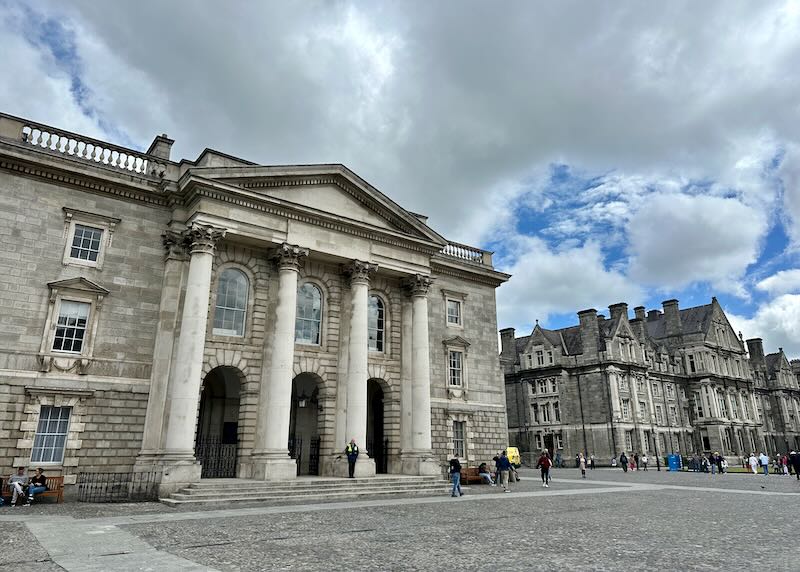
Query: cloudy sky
2,1,800,354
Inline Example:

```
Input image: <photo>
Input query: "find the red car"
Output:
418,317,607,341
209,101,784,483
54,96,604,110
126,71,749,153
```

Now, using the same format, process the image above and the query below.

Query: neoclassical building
0,112,509,494
502,299,800,465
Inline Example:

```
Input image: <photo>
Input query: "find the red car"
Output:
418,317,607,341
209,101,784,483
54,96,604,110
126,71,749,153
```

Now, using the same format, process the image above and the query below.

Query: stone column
159,224,225,493
607,371,621,420
401,274,439,476
336,260,377,477
136,230,188,465
400,298,413,453
252,243,308,480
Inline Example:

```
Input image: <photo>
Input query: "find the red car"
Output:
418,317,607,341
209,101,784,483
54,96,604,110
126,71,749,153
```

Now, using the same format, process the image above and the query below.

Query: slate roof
765,352,782,376
644,303,713,339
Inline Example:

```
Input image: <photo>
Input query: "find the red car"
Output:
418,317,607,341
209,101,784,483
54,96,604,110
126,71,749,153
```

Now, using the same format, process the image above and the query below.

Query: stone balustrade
0,112,167,178
440,241,493,266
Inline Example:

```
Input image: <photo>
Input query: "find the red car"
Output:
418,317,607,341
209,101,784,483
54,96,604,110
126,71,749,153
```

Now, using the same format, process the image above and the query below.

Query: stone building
0,112,509,494
501,298,800,465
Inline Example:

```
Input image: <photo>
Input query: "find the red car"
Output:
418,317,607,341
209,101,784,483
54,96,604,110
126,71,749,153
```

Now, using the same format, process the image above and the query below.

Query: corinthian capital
162,230,188,260
403,273,434,296
185,224,226,255
272,243,309,272
343,260,378,285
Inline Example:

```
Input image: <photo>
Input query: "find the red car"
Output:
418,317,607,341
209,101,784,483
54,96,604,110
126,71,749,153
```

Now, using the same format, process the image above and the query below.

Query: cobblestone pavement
1,469,798,571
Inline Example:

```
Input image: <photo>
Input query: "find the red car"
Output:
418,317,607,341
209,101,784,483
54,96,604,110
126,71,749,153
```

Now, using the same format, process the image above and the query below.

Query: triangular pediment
609,317,635,340
443,336,471,349
186,164,447,245
47,277,109,295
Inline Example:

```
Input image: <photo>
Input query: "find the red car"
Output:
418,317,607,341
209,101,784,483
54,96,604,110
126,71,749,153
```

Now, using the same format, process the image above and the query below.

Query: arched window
368,295,385,352
296,283,322,344
213,268,248,336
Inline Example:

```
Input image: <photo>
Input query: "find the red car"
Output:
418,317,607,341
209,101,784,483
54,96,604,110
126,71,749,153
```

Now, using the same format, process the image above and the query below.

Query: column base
251,451,298,481
330,455,376,478
131,458,202,498
400,450,441,476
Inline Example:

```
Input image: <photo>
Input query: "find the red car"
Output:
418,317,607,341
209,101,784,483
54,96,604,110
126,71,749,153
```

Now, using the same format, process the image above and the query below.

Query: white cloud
626,193,767,295
496,236,644,333
727,294,800,356
755,269,800,295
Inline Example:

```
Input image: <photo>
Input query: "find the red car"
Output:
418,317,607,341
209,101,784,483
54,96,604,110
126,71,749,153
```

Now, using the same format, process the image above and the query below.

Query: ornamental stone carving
185,224,226,255
403,273,434,296
162,230,188,260
343,260,378,285
272,243,309,272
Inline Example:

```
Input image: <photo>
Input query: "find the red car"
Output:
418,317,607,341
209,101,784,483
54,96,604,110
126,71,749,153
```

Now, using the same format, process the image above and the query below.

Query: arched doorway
290,373,321,475
195,366,241,478
367,379,387,474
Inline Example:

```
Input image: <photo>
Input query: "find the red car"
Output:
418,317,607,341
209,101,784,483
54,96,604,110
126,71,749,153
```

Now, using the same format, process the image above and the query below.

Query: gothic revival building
0,112,509,494
501,299,800,465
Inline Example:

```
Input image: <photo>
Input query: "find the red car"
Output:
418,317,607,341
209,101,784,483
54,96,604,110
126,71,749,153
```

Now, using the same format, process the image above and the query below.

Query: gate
195,435,238,478
367,436,389,474
288,436,303,476
308,436,321,476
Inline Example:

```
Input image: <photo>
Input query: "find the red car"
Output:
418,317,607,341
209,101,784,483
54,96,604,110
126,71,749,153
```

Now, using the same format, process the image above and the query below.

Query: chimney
662,299,682,337
634,306,646,321
499,328,516,362
609,302,629,322
146,133,174,160
746,338,764,366
577,309,599,359
647,309,662,321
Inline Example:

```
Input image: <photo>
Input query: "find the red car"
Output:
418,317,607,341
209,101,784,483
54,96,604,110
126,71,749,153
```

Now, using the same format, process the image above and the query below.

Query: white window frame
213,268,249,337
442,290,467,329
448,350,464,387
31,405,71,464
541,402,551,423
638,400,647,420
537,379,547,394
452,420,466,458
535,350,544,366
443,336,470,396
655,405,664,424
368,294,386,353
52,300,91,354
622,399,631,420
61,208,119,270
625,431,633,451
295,282,323,345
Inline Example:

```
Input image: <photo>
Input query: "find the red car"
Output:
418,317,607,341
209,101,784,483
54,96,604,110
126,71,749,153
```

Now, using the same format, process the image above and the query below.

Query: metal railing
76,470,160,503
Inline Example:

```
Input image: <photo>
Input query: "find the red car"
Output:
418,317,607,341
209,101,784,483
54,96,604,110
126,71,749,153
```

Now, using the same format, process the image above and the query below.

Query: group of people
745,451,800,476
0,467,48,507
616,451,652,472
449,450,522,496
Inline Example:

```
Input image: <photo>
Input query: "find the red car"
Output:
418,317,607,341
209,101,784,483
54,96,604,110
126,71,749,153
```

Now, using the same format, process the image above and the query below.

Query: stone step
186,476,443,490
183,480,443,494
161,486,448,506
171,483,446,499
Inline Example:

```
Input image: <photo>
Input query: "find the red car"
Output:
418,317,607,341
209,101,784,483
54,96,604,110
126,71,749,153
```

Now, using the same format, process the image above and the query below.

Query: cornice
431,258,510,288
0,151,168,207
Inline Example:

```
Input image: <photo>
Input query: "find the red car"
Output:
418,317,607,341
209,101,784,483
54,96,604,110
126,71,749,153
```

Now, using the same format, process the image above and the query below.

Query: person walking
497,450,513,492
590,453,596,470
790,451,800,480
345,439,359,478
449,456,463,497
634,453,640,471
536,450,553,487
620,452,628,473
578,453,587,479
759,451,769,476
641,453,649,471
748,453,759,474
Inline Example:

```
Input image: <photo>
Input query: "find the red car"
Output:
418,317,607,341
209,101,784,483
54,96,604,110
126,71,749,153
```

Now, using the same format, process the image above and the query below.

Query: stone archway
367,378,388,474
290,373,323,475
196,366,243,478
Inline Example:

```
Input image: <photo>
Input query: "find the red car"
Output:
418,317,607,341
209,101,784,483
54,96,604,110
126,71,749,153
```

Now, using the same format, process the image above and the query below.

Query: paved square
1,469,798,571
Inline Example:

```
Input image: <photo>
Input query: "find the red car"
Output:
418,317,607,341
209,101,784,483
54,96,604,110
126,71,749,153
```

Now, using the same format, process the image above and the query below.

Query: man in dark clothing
449,457,463,497
790,451,800,480
25,468,47,506
496,451,513,492
345,439,359,478
620,452,628,472
536,451,553,487
634,453,640,470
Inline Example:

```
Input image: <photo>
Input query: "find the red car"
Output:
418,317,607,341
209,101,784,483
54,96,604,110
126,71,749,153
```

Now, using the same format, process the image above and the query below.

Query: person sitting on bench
7,467,29,506
478,462,496,486
24,468,48,506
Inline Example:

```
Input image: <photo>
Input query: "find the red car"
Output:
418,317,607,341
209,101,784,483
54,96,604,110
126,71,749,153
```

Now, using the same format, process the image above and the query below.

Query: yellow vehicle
506,446,521,468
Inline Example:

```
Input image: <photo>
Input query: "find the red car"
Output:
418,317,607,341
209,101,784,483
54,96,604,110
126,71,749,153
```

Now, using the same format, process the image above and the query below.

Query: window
529,380,537,394
295,283,322,344
666,384,674,399
547,350,554,364
453,420,466,457
525,354,534,369
448,350,463,386
651,383,661,397
659,433,667,453
625,431,633,451
688,355,696,373
555,432,563,449
536,350,544,365
446,299,462,326
368,295,385,352
213,269,248,336
31,406,71,463
619,377,629,392
531,404,539,423
541,402,551,423
693,392,704,418
553,401,560,422
534,434,543,450
52,301,90,353
669,406,678,425
636,380,645,393
655,405,664,424
717,391,728,418
550,379,557,393
622,399,630,420
638,401,647,419
537,380,547,393
742,394,751,420
70,224,103,262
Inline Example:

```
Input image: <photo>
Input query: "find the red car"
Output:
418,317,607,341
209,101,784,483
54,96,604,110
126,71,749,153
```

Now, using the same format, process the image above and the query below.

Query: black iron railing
76,470,160,503
195,435,238,478
309,437,321,476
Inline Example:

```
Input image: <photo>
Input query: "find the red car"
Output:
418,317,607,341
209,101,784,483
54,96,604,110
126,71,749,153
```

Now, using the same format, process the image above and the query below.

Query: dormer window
536,350,544,366
546,350,554,364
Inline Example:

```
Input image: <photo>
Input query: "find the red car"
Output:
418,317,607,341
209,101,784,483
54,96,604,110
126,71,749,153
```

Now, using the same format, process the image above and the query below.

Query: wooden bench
460,467,485,485
1,476,65,504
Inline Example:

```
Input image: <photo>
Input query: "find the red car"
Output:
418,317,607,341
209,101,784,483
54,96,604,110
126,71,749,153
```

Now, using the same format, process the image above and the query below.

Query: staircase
161,475,448,506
